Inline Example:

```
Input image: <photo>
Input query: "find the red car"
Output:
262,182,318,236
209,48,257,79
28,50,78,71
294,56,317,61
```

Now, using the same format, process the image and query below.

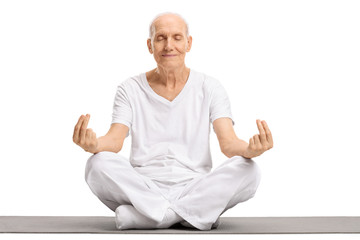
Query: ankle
156,208,182,228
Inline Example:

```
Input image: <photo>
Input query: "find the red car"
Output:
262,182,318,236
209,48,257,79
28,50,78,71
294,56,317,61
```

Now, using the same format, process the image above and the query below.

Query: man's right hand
73,114,99,153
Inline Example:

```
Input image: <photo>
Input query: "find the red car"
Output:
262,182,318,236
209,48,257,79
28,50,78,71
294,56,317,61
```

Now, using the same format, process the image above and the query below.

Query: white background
1,0,359,225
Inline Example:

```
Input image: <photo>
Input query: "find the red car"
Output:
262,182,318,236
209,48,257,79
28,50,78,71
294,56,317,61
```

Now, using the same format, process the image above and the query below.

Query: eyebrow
155,32,185,37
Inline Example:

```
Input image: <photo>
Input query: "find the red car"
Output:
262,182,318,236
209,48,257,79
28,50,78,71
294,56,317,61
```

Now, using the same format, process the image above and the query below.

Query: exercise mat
1,216,359,234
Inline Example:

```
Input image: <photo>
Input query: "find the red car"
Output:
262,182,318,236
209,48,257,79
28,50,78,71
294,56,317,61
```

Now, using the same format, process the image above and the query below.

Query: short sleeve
209,80,235,128
111,84,132,137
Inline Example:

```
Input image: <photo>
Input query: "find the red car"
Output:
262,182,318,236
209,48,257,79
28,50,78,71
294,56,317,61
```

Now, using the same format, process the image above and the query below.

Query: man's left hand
243,119,273,158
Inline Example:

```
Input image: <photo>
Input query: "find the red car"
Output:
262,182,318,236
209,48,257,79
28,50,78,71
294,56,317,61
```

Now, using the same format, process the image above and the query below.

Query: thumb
85,128,93,139
249,137,254,149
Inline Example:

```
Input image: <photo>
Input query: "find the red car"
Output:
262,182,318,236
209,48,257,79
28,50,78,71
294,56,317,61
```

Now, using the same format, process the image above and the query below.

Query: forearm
222,137,251,159
93,135,123,154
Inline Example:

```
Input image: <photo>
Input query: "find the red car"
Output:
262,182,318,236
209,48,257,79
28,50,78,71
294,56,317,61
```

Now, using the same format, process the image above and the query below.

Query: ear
147,39,153,54
186,35,193,52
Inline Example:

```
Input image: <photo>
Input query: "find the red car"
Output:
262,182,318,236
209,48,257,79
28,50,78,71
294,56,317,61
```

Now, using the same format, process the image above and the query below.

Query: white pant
85,151,261,230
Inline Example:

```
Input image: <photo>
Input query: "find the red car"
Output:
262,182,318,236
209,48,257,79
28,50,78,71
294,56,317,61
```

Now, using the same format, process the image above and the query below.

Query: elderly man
73,12,273,230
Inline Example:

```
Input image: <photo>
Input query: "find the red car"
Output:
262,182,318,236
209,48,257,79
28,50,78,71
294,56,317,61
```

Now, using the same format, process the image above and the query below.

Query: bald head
149,12,189,40
146,12,192,70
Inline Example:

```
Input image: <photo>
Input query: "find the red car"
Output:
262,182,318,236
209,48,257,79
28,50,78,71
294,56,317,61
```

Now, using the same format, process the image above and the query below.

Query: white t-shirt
112,69,235,185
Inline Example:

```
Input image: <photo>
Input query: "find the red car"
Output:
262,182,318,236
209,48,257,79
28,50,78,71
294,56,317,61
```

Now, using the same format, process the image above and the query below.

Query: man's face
147,15,192,70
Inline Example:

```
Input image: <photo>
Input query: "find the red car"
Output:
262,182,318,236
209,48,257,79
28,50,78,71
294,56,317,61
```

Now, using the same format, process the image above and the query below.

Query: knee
85,151,120,182
246,158,261,188
248,161,261,196
231,156,261,190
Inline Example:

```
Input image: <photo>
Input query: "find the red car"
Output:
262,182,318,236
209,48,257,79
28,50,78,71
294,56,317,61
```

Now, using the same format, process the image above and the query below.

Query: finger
91,131,97,141
85,128,92,140
254,134,261,148
73,115,85,143
262,120,274,147
80,114,90,142
85,128,94,147
92,131,97,148
256,119,267,144
249,137,254,149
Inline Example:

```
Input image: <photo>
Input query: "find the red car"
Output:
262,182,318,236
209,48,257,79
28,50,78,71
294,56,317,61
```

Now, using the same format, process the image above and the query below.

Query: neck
153,65,190,89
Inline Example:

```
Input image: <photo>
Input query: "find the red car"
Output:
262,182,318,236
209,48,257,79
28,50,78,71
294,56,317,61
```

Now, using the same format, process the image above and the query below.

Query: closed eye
174,35,183,40
157,35,165,41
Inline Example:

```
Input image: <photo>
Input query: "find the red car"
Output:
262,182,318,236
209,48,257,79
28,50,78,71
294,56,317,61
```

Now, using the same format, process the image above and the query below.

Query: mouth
162,54,177,57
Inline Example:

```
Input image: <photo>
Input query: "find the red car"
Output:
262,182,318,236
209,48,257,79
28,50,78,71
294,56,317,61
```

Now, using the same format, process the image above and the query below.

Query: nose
164,39,174,51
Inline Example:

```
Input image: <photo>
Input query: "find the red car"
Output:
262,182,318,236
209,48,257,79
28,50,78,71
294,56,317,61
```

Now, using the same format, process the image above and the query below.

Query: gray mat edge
1,216,360,234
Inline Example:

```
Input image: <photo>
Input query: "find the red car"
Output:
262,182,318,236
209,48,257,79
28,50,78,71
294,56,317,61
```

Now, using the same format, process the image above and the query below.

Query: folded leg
115,205,182,230
171,156,261,230
85,151,171,223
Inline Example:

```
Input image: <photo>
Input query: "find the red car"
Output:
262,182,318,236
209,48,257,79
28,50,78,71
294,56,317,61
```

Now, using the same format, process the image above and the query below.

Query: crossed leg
85,152,261,230
171,155,261,230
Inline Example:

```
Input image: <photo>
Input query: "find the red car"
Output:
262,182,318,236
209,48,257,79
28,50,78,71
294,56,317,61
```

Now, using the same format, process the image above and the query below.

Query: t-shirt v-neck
111,69,235,184
141,70,193,105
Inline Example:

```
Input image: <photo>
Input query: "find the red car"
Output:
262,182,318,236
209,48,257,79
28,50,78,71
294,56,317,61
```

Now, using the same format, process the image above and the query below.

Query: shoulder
116,73,144,91
191,70,224,95
191,69,221,86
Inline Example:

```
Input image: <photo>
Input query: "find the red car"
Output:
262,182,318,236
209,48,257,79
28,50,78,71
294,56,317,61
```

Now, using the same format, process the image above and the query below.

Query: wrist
242,150,254,159
86,139,100,154
92,141,101,154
